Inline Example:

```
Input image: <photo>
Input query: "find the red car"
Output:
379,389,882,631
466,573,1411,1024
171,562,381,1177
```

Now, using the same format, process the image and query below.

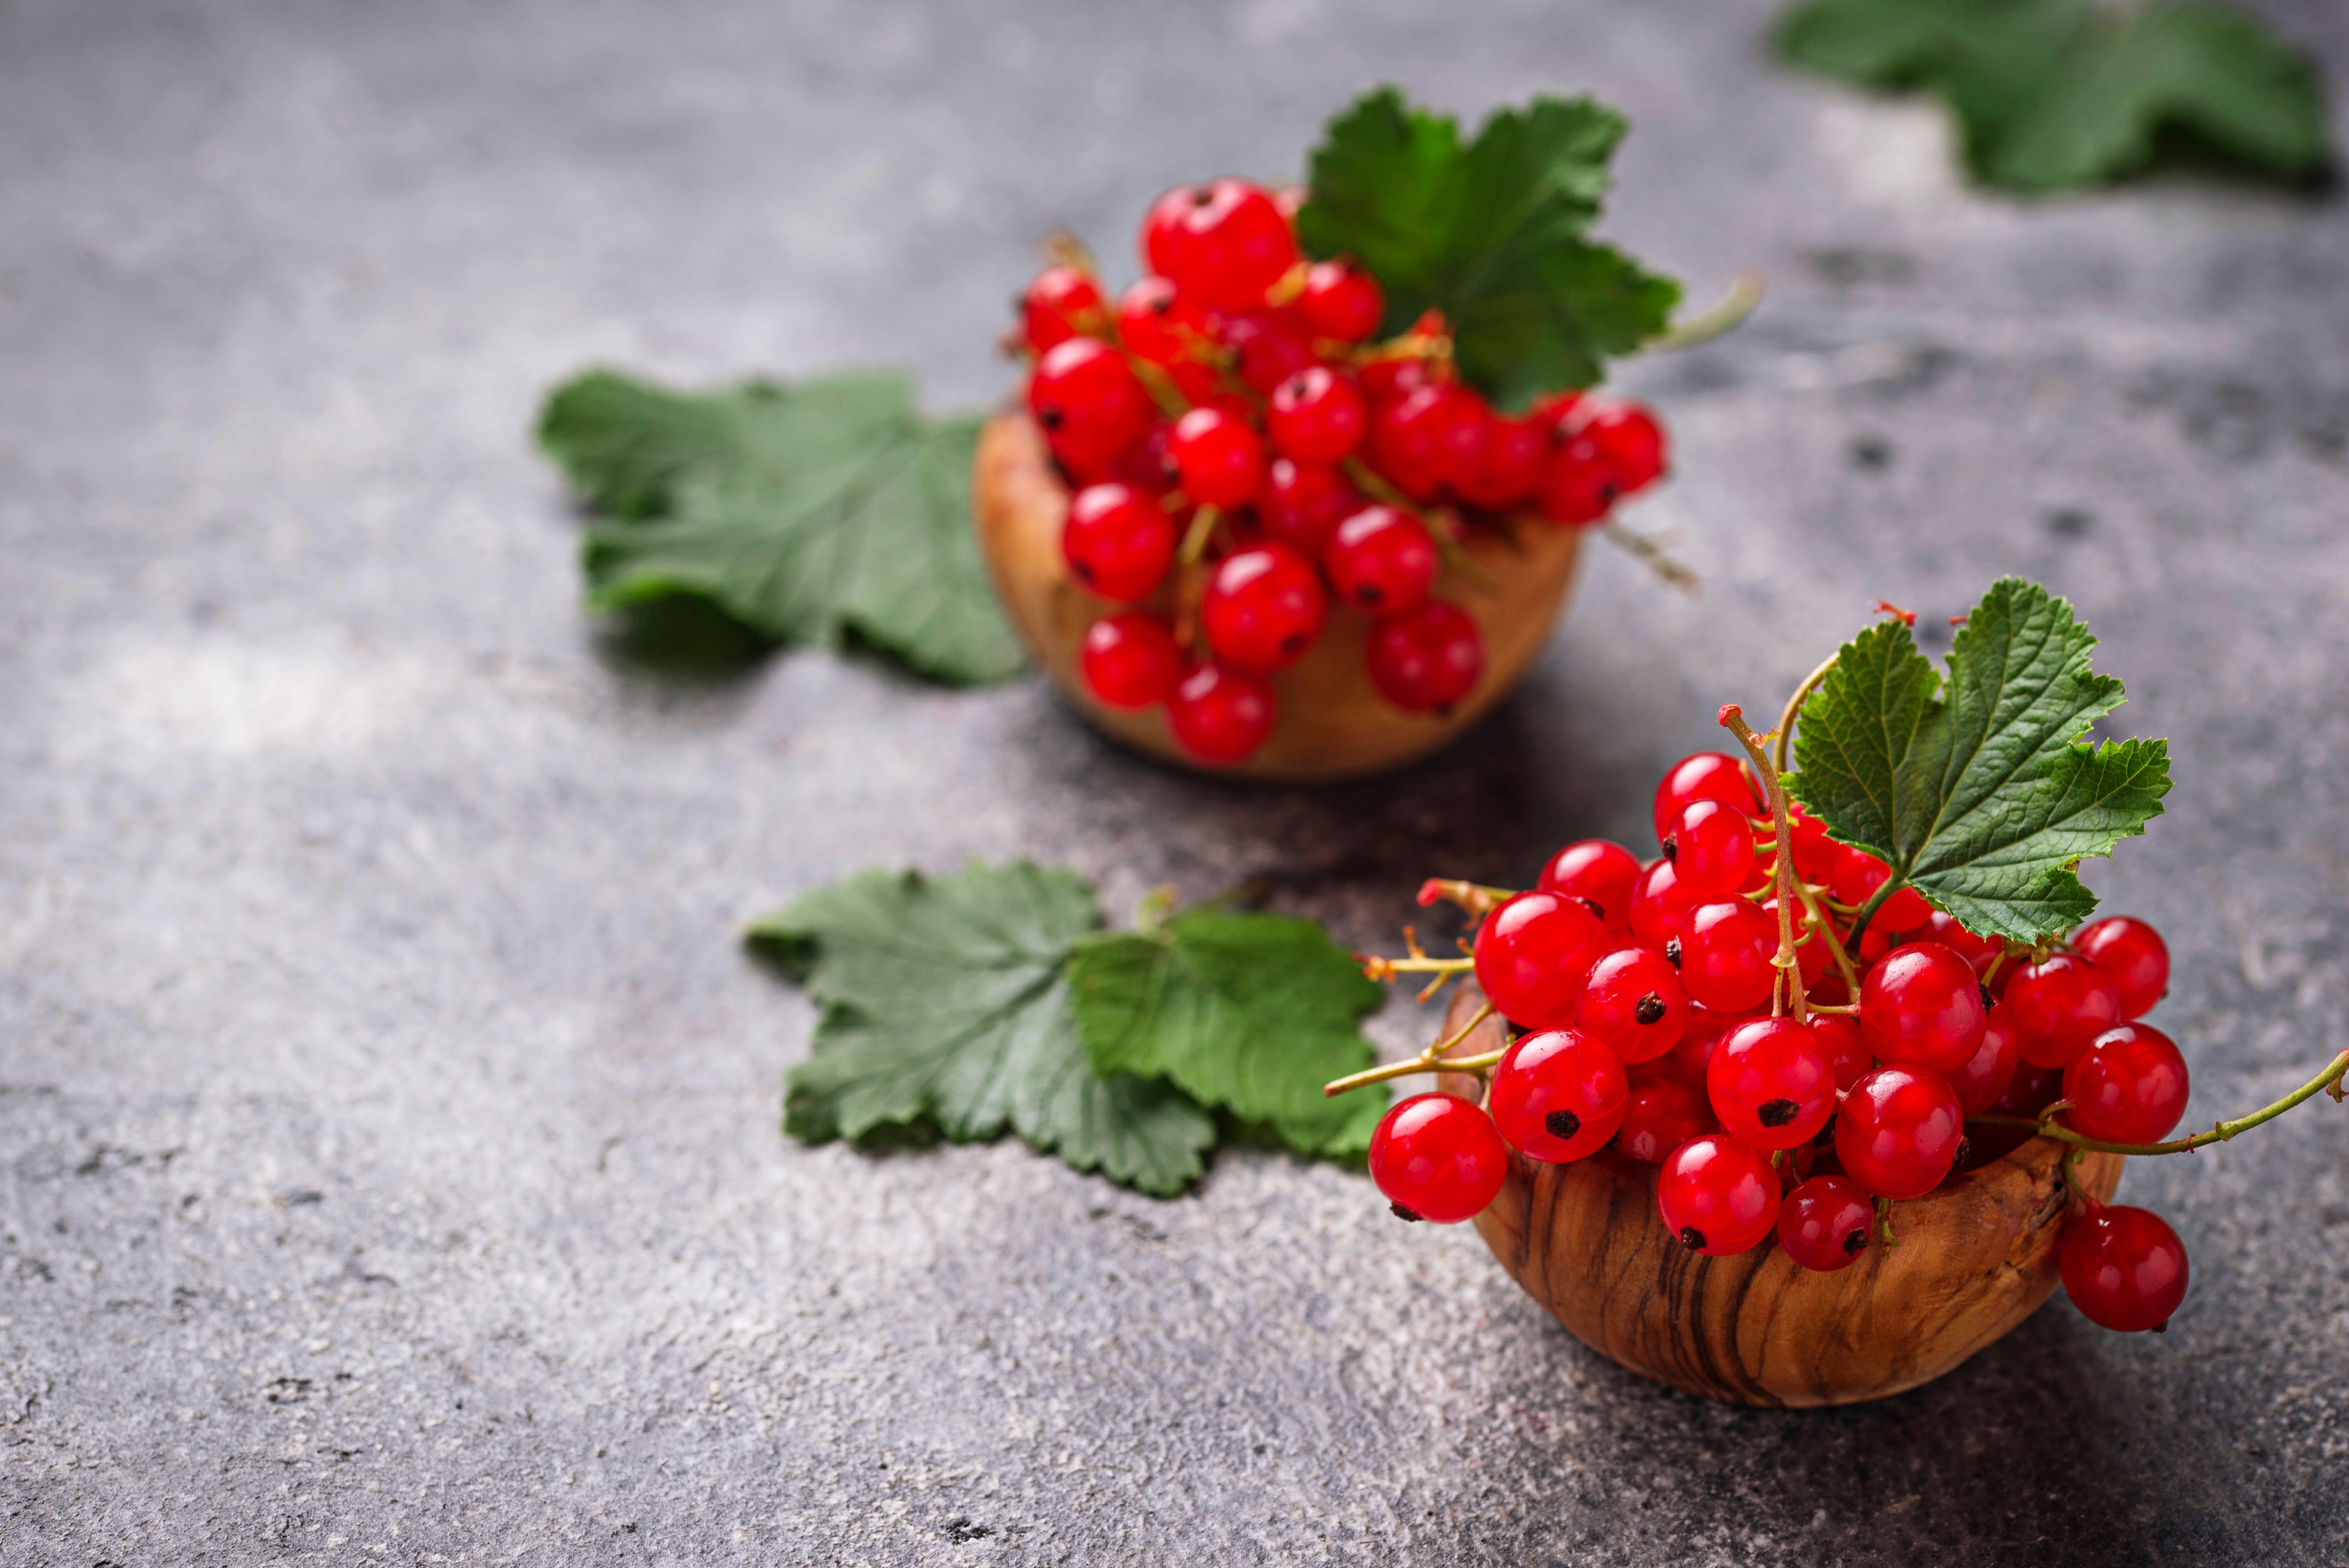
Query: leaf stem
1646,272,1765,353
1967,1049,2349,1157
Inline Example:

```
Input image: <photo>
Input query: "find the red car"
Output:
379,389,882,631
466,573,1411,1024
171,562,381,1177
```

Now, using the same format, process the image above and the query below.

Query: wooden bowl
972,410,1583,783
1430,986,2121,1407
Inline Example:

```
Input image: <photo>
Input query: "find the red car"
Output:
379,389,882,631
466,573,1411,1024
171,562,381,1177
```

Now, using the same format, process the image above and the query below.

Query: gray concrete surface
6,0,2349,1562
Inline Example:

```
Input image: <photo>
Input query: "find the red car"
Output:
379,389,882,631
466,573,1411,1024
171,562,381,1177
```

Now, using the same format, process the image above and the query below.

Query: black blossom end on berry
1356,585,1383,609
1813,1120,1838,1148
1544,1109,1582,1142
1842,1227,1869,1257
1757,1097,1801,1129
2151,1319,2169,1334
1389,1202,1423,1223
1980,982,1996,1009
1072,562,1096,586
1677,1225,1706,1252
1635,992,1667,1026
1664,937,1683,969
1576,897,1606,922
1953,1136,1971,1166
1282,633,1307,655
1660,834,1679,865
1037,406,1065,431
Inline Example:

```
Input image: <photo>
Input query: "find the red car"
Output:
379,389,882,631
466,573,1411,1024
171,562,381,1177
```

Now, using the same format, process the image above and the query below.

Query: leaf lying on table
750,862,1387,1195
1785,578,2170,943
1295,87,1681,413
1774,0,2331,193
537,369,1025,686
1068,908,1387,1159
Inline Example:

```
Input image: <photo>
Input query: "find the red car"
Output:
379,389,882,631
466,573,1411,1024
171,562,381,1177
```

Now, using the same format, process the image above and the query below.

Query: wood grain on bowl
972,409,1582,783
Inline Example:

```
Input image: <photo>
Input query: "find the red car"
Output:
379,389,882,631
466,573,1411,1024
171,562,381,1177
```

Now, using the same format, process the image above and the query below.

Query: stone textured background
6,0,2349,1562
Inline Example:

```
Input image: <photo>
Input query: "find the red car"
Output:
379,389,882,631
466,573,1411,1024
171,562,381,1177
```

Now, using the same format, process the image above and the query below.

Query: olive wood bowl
1430,984,2121,1407
972,410,1583,783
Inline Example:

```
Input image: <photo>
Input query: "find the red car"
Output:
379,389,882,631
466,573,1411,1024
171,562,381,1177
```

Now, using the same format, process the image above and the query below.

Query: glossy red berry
1169,406,1266,509
1537,839,1642,928
1574,946,1689,1064
1152,179,1297,311
1220,312,1317,396
1778,1174,1874,1272
2063,1023,2189,1145
1164,665,1275,764
1028,338,1153,467
1258,461,1358,556
1945,1000,2022,1116
1835,1065,1965,1200
1021,265,1104,353
1368,1092,1508,1224
1356,355,1433,409
1860,940,1988,1074
2071,916,2169,1020
1078,614,1181,709
1923,910,2004,977
1434,393,1494,494
1656,1003,1748,1087
1807,1011,1871,1091
2006,953,2124,1070
1365,600,1482,713
1786,804,1841,883
1368,384,1471,501
1831,847,1931,934
1201,543,1326,673
1267,366,1367,465
1653,753,1760,840
1488,1029,1629,1162
1629,857,1696,950
1664,799,1758,899
1298,259,1384,341
1453,415,1548,511
2061,1204,2188,1332
1473,890,1607,1031
1677,899,1779,1012
1991,1061,2063,1120
1061,483,1175,601
1324,505,1437,617
1708,1016,1835,1149
1615,1075,1717,1164
1115,275,1210,367
1657,1134,1780,1256
1537,430,1620,525
1573,400,1668,493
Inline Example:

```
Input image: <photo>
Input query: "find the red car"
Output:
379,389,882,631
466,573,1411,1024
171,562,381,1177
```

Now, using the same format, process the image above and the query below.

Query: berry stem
1719,703,1809,1024
1323,1000,1504,1098
1771,654,1840,776
1600,521,1698,593
1359,953,1477,982
1967,1048,2349,1157
1646,272,1765,353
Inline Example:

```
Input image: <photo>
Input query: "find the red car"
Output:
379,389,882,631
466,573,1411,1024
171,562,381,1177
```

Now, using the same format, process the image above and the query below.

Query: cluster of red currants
1014,177,1668,765
1366,750,2193,1334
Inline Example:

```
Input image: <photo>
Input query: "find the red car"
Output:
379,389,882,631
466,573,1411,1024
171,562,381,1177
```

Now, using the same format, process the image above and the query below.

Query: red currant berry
1537,839,1642,928
1615,1075,1717,1164
1677,898,1779,1012
1367,384,1469,501
1808,1011,1871,1091
1356,355,1433,409
1537,430,1620,525
1922,910,2004,977
1365,600,1482,713
1860,940,1987,1074
1657,1134,1780,1256
1991,1061,2063,1119
1078,613,1182,709
1298,259,1384,342
1201,543,1327,673
1165,664,1276,764
1169,406,1266,509
1473,890,1607,1030
1140,187,1198,279
1267,365,1367,465
1488,1028,1629,1162
1434,392,1494,494
2061,1204,2188,1332
1368,1092,1508,1224
1021,265,1104,353
1155,179,1297,311
1664,799,1758,899
1786,803,1841,883
1572,400,1668,493
1778,1174,1874,1271
1452,415,1548,511
1708,1016,1835,1149
2062,1022,2189,1144
1115,275,1210,367
1629,857,1697,950
2005,953,2123,1070
2071,916,2169,1020
1653,753,1760,840
1655,1003,1743,1086
1258,460,1358,556
1221,312,1318,396
1830,847,1931,934
1028,338,1153,467
1835,1065,1964,1200
1061,483,1175,602
1945,1000,2022,1116
1759,900,1833,988
1324,505,1436,617
1574,946,1689,1064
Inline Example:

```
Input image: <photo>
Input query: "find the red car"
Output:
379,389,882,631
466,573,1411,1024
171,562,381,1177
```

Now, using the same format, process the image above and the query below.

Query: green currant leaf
750,863,1215,1197
1066,909,1387,1159
1774,0,2331,193
536,369,1026,686
1296,88,1680,411
1785,578,2171,943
